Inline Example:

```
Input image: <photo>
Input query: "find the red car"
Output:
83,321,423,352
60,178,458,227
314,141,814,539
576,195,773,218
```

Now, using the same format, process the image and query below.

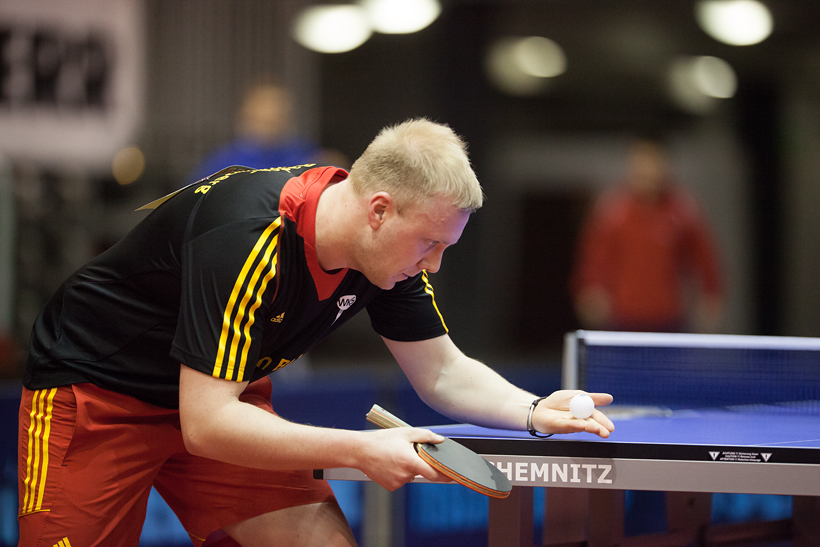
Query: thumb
414,428,446,445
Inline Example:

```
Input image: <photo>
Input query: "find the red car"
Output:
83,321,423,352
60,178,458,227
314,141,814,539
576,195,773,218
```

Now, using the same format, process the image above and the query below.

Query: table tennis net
565,331,820,412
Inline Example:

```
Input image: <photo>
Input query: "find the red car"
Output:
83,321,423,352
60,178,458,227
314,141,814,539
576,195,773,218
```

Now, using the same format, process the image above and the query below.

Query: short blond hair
348,118,484,211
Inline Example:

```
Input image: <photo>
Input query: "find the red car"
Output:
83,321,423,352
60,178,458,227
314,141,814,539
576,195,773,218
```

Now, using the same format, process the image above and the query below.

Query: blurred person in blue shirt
189,79,346,184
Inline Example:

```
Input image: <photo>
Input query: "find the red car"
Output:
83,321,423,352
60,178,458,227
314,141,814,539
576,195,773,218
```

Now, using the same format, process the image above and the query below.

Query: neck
314,180,354,272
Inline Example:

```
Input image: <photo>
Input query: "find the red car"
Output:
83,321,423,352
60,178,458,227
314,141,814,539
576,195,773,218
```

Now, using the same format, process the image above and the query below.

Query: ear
367,192,394,230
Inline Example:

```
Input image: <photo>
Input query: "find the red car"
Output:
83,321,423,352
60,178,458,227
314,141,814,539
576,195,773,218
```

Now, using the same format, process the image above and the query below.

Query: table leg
587,489,625,547
362,482,400,547
665,492,711,544
792,495,820,547
543,487,589,545
488,486,533,547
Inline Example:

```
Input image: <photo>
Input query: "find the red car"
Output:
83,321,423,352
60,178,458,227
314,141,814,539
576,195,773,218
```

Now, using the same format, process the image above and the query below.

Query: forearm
182,397,365,471
387,336,614,438
420,359,615,438
420,355,536,431
386,335,536,430
179,365,366,471
178,364,448,490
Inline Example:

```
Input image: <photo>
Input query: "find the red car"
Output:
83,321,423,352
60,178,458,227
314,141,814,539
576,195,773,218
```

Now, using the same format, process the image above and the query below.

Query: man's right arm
177,364,445,490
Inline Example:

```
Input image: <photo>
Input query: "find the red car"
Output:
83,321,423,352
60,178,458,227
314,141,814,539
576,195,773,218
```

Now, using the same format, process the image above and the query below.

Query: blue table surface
426,405,820,450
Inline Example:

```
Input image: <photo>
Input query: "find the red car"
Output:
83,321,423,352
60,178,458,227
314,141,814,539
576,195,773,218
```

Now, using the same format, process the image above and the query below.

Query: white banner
0,0,144,168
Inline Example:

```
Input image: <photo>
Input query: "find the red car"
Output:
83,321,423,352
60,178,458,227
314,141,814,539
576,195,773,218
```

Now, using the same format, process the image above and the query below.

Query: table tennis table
319,403,820,546
320,331,820,546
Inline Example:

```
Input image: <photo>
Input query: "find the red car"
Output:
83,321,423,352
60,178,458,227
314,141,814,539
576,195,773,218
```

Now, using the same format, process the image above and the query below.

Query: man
188,79,347,185
20,119,614,547
571,135,724,333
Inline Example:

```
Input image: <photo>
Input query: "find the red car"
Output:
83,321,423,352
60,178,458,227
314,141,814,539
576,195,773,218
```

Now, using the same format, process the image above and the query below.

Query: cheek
386,235,419,261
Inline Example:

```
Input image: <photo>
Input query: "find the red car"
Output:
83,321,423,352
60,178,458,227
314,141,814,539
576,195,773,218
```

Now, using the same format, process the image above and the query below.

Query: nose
418,248,444,273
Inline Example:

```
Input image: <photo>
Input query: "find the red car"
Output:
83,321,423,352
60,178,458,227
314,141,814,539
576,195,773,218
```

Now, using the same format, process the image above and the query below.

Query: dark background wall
4,0,820,371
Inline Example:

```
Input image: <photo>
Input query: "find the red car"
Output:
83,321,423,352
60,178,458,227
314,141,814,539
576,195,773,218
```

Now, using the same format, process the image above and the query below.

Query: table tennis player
18,118,614,547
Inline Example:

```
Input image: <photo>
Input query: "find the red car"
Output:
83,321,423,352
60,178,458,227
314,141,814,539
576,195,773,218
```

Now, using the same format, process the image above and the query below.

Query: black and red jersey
24,165,448,408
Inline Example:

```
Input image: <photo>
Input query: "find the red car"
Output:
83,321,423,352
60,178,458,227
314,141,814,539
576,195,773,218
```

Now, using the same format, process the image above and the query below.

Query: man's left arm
383,334,614,438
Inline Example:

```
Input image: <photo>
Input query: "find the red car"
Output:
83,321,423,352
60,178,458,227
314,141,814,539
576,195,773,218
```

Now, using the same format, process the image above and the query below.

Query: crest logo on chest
334,295,357,324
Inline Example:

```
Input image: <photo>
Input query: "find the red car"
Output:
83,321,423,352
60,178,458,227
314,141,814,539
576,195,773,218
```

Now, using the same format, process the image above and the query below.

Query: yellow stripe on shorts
22,387,58,516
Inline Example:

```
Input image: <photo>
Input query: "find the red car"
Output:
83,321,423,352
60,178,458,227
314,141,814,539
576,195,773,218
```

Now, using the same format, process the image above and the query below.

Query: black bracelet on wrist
527,396,554,438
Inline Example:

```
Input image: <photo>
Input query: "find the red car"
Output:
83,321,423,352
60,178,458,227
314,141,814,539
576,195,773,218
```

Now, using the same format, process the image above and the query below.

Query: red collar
279,167,349,300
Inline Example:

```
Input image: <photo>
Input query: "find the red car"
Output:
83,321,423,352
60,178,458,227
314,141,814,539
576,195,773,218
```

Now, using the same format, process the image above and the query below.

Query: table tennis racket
366,404,512,499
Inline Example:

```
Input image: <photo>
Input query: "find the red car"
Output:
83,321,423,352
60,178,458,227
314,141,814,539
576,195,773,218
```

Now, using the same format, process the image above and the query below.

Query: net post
562,330,580,390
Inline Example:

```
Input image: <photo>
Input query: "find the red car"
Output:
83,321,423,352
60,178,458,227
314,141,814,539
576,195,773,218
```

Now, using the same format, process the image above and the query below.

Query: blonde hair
348,118,484,211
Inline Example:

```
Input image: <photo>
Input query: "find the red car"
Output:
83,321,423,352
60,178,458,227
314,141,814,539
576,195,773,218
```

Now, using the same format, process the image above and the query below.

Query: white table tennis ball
569,393,595,419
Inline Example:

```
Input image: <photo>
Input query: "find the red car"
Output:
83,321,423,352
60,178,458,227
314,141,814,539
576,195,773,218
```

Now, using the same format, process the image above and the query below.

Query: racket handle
366,404,412,429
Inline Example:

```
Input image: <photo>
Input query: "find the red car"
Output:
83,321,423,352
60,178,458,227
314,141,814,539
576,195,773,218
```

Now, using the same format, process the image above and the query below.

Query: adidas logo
54,538,73,547
271,312,285,323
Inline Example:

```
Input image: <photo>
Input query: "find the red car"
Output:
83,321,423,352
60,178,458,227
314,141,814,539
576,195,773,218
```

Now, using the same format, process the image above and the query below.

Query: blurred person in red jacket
571,135,724,333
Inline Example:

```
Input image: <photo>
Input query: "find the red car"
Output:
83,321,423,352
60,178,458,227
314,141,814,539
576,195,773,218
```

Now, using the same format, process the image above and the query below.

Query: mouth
391,273,410,285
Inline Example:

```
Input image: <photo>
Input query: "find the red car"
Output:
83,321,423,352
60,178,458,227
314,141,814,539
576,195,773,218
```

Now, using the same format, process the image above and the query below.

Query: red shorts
17,378,336,547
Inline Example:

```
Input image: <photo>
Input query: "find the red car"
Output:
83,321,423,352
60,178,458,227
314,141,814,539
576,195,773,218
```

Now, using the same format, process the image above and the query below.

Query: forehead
402,196,471,241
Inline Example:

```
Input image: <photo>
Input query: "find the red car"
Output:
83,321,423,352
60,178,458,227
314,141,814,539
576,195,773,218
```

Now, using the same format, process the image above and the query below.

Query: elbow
180,416,212,458
180,423,203,456
178,364,241,459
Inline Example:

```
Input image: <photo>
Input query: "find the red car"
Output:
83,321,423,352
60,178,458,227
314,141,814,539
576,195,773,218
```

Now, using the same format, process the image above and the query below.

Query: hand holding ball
569,393,595,419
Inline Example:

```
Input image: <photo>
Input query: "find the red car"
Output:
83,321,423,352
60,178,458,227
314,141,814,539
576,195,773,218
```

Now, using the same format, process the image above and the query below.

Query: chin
363,273,395,290
364,268,407,290
380,277,399,290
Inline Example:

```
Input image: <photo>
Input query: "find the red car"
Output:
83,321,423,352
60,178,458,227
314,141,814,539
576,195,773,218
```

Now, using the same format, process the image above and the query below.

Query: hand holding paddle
366,404,513,498
354,425,448,491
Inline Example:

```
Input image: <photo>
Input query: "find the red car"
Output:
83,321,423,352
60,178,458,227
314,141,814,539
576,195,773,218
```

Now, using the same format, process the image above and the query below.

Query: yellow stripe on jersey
236,241,279,380
421,271,448,333
226,230,279,380
22,388,57,516
223,230,280,380
214,218,281,380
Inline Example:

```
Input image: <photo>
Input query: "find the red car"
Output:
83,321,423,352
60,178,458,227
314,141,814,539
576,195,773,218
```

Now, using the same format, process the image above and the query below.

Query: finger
419,466,452,483
552,415,590,434
580,410,614,438
554,411,613,437
426,472,455,484
411,456,449,483
586,421,613,438
588,392,614,407
592,408,615,432
373,474,404,492
417,460,453,483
